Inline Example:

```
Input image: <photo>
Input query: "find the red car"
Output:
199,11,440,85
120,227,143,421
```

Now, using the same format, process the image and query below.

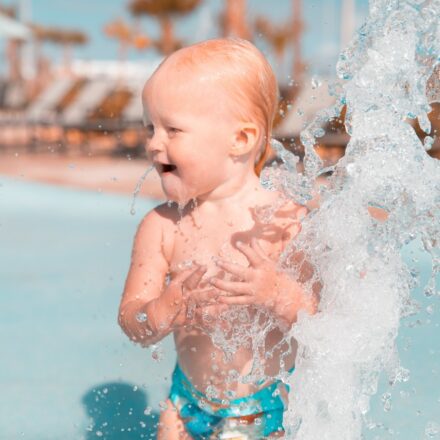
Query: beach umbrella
104,19,152,62
31,25,88,72
129,0,202,55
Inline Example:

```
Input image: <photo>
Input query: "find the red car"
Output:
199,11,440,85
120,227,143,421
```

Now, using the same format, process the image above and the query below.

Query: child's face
142,64,240,203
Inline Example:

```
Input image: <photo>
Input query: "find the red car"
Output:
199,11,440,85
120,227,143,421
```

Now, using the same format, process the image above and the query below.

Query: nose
145,132,165,158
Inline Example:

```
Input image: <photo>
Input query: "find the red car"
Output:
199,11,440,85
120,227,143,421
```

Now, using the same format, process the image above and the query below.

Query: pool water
0,177,175,440
0,177,438,439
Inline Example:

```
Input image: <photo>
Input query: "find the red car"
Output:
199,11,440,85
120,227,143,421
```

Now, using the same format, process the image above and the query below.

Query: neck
197,168,261,208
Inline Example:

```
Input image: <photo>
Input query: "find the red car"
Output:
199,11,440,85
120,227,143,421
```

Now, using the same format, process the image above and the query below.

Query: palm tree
128,0,202,55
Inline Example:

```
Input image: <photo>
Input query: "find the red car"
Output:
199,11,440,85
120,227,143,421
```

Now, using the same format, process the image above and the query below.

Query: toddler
118,38,316,439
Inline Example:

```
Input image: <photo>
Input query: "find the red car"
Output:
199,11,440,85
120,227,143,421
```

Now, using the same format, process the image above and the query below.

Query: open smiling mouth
157,163,177,174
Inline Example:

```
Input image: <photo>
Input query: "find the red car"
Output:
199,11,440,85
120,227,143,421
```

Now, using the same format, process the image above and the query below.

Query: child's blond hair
154,38,279,175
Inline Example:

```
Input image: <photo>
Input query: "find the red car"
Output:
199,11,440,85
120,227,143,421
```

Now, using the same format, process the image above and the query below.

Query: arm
118,208,201,346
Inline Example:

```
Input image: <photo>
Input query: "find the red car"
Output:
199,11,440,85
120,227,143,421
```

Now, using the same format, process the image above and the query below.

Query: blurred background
0,1,439,439
0,0,438,172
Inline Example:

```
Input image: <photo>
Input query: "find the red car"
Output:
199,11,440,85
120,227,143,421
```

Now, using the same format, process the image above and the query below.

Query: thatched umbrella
104,18,152,61
129,0,202,55
32,24,88,72
104,19,134,62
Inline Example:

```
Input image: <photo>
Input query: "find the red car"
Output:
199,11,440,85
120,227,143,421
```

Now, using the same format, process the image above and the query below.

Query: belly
173,317,297,400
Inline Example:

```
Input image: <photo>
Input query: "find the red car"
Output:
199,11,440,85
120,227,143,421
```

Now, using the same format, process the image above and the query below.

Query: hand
209,238,306,326
166,264,221,328
180,267,229,330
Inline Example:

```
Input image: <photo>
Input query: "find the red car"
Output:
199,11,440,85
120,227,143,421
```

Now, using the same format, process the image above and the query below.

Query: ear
230,123,260,157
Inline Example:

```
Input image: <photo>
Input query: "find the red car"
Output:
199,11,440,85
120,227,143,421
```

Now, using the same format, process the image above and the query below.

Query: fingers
209,278,250,295
235,240,266,267
217,295,252,305
171,265,199,284
190,288,219,304
183,265,207,290
215,259,250,280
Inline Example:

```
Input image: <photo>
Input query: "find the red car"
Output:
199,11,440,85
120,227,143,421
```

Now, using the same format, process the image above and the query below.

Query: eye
167,127,181,136
145,124,154,137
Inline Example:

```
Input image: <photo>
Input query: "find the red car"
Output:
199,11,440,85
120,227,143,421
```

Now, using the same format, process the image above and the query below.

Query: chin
161,181,193,205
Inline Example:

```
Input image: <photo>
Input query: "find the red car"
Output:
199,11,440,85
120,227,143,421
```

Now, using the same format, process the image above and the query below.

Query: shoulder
268,193,308,242
138,202,179,230
263,190,307,224
275,197,307,221
134,203,178,259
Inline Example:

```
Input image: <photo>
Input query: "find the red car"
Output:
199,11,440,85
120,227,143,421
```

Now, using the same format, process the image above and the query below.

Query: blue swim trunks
169,364,292,439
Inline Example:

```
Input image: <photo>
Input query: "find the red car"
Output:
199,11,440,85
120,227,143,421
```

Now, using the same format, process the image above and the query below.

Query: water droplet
311,76,322,89
151,344,164,362
313,127,325,138
165,273,171,286
130,165,154,215
424,136,434,151
381,392,392,412
136,312,148,323
144,406,152,415
418,112,431,134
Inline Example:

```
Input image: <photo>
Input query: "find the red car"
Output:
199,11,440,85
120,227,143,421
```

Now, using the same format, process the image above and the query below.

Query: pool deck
0,151,165,200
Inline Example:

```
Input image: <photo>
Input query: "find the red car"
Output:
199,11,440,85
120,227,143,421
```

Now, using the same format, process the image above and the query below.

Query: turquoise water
365,243,440,439
0,178,175,440
0,177,438,439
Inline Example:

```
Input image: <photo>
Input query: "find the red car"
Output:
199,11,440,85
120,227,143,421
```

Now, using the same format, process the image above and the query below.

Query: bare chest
167,211,285,276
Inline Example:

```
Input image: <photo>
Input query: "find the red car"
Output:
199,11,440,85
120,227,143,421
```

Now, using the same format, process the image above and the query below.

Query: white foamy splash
264,0,440,438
